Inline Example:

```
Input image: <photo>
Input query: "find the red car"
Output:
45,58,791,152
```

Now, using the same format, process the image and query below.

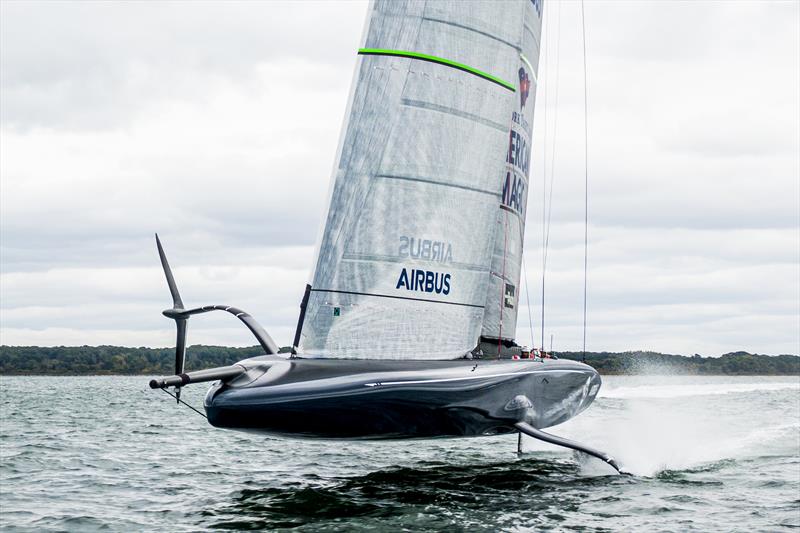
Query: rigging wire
539,0,549,352
580,0,589,363
541,0,562,352
497,209,509,356
522,253,534,348
160,387,208,419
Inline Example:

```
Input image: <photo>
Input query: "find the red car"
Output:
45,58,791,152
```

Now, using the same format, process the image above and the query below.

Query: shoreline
3,347,798,376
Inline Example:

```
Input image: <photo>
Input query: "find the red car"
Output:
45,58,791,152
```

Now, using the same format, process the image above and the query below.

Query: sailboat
149,0,623,474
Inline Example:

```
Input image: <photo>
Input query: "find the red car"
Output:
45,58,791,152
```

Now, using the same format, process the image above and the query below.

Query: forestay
300,0,543,359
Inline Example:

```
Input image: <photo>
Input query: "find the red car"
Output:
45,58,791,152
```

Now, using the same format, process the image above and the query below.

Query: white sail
300,0,543,359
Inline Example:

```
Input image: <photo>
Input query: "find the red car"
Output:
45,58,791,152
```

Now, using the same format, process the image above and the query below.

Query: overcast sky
1,0,798,356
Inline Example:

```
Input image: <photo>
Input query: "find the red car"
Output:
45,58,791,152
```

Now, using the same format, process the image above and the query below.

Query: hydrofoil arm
163,304,278,355
515,421,626,474
153,234,280,402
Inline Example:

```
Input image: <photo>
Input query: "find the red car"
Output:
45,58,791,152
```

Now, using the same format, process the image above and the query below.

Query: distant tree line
556,350,800,375
0,345,267,376
0,345,797,375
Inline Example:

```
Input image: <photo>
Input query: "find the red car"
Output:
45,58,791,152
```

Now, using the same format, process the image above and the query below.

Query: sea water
0,375,798,531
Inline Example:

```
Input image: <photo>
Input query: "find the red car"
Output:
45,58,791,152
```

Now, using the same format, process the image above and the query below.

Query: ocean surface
1,375,798,532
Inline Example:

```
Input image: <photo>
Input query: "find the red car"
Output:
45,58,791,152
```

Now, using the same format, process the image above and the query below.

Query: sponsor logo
507,129,529,175
399,236,453,263
396,268,451,295
511,111,531,135
518,67,531,109
502,171,526,214
504,283,516,309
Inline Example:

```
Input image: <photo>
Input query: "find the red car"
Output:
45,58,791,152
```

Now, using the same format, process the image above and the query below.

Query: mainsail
300,0,543,359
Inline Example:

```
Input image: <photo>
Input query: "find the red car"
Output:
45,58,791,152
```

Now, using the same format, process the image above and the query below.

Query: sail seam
358,48,515,92
376,174,499,197
340,253,490,273
401,98,507,132
489,270,513,284
311,289,484,309
421,16,521,53
523,23,541,54
499,204,523,217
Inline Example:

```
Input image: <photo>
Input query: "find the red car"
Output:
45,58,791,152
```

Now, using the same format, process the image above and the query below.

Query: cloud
1,0,798,355
0,1,366,130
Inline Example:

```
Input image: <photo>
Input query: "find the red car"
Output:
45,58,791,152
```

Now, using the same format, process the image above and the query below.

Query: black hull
204,357,601,440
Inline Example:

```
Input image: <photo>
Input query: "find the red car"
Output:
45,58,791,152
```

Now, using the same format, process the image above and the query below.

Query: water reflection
208,458,617,529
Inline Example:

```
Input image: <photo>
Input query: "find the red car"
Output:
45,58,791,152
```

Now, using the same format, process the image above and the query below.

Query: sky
1,0,798,356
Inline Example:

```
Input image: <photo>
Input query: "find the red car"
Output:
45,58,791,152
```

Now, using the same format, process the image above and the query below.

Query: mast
480,2,543,353
300,0,544,360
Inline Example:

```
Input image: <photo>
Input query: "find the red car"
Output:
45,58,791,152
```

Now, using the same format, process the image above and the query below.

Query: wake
521,377,800,477
600,381,799,400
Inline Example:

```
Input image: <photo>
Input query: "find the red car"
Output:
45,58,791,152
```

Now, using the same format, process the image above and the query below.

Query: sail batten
358,48,516,91
301,0,543,360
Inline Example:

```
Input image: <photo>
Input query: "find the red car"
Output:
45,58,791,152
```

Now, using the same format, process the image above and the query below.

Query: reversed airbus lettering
399,236,453,263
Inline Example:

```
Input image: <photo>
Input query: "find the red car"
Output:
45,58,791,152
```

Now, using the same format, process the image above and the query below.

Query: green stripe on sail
358,48,515,92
